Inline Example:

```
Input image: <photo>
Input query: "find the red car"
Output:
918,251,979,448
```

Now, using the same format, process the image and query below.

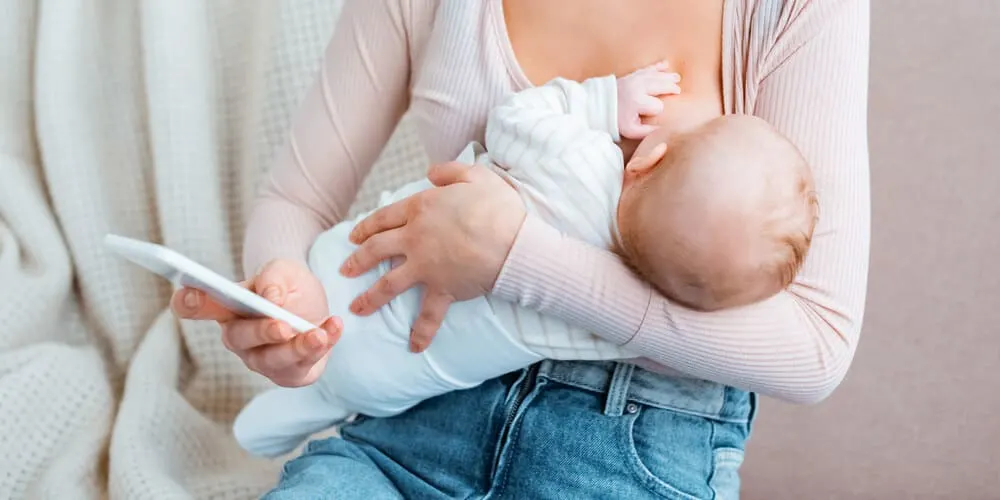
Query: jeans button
625,403,639,414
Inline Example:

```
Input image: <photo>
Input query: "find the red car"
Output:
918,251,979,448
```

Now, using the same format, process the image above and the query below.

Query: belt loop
536,359,554,380
603,362,635,416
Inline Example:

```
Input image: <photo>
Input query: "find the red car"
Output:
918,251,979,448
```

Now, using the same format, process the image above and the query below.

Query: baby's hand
617,61,681,140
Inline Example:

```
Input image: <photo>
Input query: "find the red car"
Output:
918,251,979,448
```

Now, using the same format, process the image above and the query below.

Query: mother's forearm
492,215,861,404
241,192,327,279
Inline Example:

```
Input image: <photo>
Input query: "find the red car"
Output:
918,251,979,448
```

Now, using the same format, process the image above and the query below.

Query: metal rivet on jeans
625,403,639,414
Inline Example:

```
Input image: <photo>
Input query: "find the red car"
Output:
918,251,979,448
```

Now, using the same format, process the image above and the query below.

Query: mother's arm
495,1,871,403
348,0,869,403
243,0,429,273
172,0,436,386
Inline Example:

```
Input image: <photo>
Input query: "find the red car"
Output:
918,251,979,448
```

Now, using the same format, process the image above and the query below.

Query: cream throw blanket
0,1,426,498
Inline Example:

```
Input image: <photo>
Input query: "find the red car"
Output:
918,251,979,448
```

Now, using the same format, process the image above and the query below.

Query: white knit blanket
0,1,426,498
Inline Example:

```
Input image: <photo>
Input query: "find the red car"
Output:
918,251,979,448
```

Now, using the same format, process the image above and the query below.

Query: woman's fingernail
340,260,352,276
262,286,282,304
183,290,201,310
409,335,425,353
268,322,284,341
309,330,327,349
324,316,344,332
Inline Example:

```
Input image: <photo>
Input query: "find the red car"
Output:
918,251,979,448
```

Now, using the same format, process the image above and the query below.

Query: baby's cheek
615,186,641,235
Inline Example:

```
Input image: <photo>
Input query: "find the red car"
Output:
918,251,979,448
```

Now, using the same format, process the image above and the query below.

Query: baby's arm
486,65,679,163
616,61,682,140
485,76,619,158
484,68,678,247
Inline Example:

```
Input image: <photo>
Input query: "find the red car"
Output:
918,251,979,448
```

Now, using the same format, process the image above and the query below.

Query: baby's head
615,115,817,311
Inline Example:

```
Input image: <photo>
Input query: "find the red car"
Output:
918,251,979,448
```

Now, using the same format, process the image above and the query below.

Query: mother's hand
170,259,342,387
341,162,526,352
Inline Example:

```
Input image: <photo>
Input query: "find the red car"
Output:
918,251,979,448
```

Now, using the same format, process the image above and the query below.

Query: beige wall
742,1,1000,498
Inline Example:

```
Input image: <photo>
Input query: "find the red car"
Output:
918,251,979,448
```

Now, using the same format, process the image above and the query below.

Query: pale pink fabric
243,0,870,404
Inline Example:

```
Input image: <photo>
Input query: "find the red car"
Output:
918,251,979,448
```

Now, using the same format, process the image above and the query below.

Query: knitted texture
0,1,424,498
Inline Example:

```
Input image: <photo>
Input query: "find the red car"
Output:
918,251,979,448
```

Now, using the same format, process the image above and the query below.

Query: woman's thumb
320,316,344,344
427,161,473,187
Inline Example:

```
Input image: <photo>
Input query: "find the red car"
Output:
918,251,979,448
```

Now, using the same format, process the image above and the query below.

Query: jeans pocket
708,447,745,500
621,405,715,500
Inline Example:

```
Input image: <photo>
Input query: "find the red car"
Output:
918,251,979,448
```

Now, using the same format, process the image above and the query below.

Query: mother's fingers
341,228,406,278
349,197,409,245
349,264,418,316
242,324,338,383
222,317,296,352
298,317,343,367
409,289,454,353
171,287,243,321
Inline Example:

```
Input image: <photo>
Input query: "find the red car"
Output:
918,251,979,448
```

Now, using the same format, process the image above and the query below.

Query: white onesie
234,75,635,458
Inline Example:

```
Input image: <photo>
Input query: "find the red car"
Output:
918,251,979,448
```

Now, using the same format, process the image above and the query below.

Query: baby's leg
231,299,466,458
233,384,351,458
321,296,546,419
309,222,545,416
235,211,547,458
232,220,433,457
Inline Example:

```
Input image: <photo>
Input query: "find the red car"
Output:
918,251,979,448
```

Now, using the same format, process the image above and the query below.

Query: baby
234,63,817,458
614,110,817,311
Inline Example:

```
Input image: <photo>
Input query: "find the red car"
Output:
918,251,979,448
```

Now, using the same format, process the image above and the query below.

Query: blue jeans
264,360,756,499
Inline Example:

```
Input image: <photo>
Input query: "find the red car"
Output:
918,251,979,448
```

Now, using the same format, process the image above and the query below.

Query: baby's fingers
645,73,682,96
634,60,671,74
636,95,665,117
621,123,658,140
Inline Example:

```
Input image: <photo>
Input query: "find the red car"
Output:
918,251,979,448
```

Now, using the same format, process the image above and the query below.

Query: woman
173,0,870,497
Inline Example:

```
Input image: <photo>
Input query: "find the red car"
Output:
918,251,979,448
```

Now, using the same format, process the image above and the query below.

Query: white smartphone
104,234,317,333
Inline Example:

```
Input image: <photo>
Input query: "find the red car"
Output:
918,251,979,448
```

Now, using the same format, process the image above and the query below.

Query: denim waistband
534,360,753,424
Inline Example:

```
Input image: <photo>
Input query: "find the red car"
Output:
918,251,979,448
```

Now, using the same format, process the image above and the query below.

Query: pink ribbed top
243,0,871,404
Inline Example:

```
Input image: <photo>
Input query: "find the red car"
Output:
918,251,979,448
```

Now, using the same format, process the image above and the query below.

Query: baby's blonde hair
619,115,818,311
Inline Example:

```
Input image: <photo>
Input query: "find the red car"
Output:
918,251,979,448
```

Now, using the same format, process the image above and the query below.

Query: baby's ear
625,143,667,175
